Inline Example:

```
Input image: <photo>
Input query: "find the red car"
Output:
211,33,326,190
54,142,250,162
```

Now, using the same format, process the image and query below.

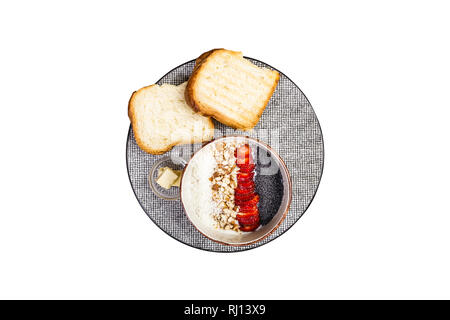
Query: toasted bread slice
185,49,279,130
128,82,214,155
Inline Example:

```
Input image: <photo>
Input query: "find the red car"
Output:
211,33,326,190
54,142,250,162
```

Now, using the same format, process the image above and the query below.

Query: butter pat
172,170,182,187
156,167,179,189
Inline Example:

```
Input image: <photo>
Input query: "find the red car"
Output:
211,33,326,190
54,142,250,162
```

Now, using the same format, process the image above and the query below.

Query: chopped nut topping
210,140,240,231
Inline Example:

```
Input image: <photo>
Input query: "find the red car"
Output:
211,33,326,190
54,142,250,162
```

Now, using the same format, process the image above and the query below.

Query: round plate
126,57,324,252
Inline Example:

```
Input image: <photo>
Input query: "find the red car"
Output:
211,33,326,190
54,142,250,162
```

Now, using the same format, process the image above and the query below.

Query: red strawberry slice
235,201,254,208
238,208,258,215
235,144,254,165
235,144,250,158
235,189,255,196
238,209,258,218
237,179,254,188
233,144,260,233
235,184,252,192
240,223,260,232
237,155,253,165
235,190,258,200
237,154,253,165
237,172,254,181
238,204,258,212
234,189,256,202
235,194,256,204
236,182,255,192
235,195,255,204
237,207,259,216
243,194,259,206
238,213,259,224
235,187,254,195
237,179,255,188
237,180,253,187
237,213,259,226
238,164,256,173
235,191,256,201
234,194,258,207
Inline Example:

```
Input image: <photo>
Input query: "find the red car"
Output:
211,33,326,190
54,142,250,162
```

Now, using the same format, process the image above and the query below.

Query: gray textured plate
126,57,324,252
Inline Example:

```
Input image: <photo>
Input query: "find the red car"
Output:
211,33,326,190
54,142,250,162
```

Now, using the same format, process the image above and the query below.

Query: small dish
148,156,186,200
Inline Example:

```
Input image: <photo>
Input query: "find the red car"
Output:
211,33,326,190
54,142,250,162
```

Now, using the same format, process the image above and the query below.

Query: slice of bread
128,82,214,155
185,49,280,130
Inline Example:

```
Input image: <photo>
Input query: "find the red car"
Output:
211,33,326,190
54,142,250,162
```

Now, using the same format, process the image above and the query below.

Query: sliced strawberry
238,164,256,173
237,154,253,165
237,213,259,226
233,145,260,233
240,223,260,232
235,201,257,208
235,184,251,191
236,144,254,166
235,187,254,195
236,185,255,194
238,214,258,224
237,179,253,187
237,179,255,187
235,189,255,197
243,194,259,206
235,201,254,208
235,194,256,204
237,172,254,181
238,208,258,215
235,144,250,158
235,195,255,204
237,179,254,187
235,190,256,199
238,179,255,190
238,204,258,212
235,194,254,202
234,193,258,207
237,208,259,216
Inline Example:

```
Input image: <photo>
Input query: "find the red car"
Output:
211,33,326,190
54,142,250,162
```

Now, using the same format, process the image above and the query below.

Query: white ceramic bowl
180,136,292,246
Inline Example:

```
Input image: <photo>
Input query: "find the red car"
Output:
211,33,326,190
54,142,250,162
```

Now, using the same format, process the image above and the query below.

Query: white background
1,0,449,299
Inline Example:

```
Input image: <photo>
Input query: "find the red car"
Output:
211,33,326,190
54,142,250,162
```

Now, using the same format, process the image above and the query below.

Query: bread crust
128,84,214,155
184,49,223,114
185,49,279,130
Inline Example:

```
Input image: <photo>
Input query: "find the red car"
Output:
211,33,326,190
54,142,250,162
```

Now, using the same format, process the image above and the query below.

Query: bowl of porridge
180,136,292,246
